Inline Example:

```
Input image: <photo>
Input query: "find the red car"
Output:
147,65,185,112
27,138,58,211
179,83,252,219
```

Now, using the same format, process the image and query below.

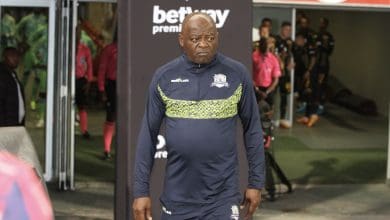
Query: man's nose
198,38,209,48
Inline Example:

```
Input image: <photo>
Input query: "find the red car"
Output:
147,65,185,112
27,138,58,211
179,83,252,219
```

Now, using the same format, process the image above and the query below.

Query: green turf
74,135,115,182
270,136,387,184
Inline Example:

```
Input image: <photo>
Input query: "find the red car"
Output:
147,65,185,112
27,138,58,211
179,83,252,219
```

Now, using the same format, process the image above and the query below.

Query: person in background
297,15,316,47
315,17,335,115
275,22,294,128
252,37,281,107
98,34,117,160
253,25,270,51
0,47,25,127
261,17,273,36
0,151,53,220
28,21,48,128
292,33,310,107
75,26,93,138
17,10,47,113
296,34,321,128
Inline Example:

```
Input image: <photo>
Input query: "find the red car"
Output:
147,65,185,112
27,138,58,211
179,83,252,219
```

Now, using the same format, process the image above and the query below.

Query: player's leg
76,78,90,138
103,80,116,160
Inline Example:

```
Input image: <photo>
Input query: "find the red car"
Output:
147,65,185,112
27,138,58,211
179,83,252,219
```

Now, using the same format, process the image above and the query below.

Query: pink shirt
97,43,117,92
76,43,93,82
252,50,281,88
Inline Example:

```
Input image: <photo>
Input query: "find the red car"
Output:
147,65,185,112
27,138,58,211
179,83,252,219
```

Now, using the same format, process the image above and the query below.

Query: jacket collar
181,53,219,73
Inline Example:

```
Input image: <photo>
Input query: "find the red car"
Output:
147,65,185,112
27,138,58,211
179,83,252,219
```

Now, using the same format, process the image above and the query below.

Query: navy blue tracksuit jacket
134,53,265,216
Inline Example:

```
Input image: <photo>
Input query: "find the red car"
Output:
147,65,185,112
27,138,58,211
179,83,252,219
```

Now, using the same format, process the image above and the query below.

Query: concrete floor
49,182,390,220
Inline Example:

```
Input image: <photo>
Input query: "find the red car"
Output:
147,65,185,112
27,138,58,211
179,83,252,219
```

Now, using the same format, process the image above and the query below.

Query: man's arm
238,66,265,219
305,46,317,79
133,73,165,220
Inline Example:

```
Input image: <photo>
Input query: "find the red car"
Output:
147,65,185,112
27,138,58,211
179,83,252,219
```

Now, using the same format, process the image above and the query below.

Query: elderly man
133,12,265,220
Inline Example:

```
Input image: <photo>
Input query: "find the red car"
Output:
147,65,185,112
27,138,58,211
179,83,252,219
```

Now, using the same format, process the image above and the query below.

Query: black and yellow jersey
133,53,265,211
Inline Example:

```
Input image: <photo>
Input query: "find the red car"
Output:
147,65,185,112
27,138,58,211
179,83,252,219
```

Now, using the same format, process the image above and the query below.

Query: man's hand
133,197,152,220
240,188,262,220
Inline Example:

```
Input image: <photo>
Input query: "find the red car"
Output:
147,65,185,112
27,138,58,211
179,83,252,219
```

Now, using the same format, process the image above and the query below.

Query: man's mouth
196,51,209,56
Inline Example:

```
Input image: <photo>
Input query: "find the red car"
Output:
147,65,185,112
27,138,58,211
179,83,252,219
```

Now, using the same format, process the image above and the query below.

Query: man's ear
178,33,184,48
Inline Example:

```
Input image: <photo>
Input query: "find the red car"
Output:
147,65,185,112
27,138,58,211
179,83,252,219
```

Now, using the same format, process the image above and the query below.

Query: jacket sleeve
238,66,265,190
133,73,165,198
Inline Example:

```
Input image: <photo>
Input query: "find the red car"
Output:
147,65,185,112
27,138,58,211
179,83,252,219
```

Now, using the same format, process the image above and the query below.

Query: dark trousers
301,68,324,116
75,77,88,108
265,150,291,196
279,75,290,119
317,65,329,105
105,80,116,122
255,86,275,107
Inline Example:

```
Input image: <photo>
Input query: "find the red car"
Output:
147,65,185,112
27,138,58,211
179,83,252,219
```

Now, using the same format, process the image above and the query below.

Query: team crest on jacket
230,205,239,220
211,73,229,88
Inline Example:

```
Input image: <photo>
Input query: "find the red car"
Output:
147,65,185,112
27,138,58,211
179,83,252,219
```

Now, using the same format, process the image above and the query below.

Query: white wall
302,9,390,116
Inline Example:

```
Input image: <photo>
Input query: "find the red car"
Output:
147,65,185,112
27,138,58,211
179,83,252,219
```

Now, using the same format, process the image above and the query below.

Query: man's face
262,21,272,32
179,15,218,64
299,18,309,29
281,26,291,39
4,51,20,69
259,26,270,39
319,18,327,30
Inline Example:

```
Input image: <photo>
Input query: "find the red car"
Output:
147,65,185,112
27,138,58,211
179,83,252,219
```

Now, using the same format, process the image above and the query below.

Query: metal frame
69,0,78,190
387,103,390,184
253,0,390,11
288,8,296,127
0,0,56,182
0,0,51,7
78,0,117,3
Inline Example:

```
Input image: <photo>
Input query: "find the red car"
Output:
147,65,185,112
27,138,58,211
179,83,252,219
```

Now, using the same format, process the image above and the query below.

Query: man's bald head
181,12,217,34
179,12,219,64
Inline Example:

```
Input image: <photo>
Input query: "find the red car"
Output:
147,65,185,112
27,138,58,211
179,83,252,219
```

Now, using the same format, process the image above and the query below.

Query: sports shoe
307,114,319,127
82,131,91,139
317,105,325,115
103,152,112,161
30,100,36,111
297,117,309,124
267,193,276,202
279,120,291,129
35,119,44,128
